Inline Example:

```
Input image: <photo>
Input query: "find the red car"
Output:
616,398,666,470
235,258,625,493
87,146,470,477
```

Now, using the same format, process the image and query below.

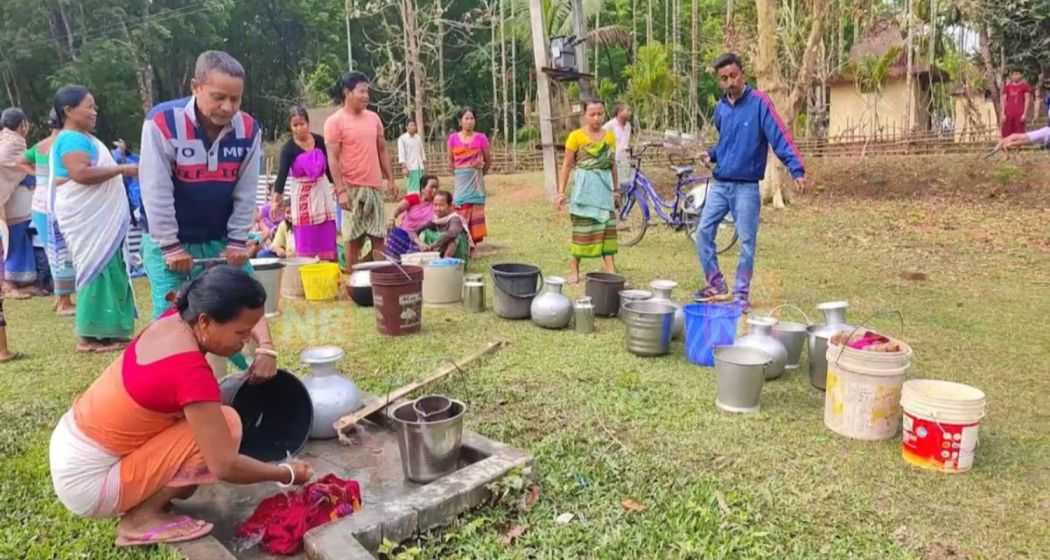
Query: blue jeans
696,180,760,300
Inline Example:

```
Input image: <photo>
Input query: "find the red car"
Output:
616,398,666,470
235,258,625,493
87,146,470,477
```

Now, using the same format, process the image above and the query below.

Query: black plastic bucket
585,272,626,317
221,369,313,462
490,263,542,319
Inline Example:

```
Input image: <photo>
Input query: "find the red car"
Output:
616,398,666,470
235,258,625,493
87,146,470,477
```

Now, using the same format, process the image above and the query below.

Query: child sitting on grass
410,190,470,260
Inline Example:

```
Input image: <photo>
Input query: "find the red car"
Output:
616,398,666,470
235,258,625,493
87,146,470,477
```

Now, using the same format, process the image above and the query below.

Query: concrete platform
173,409,531,560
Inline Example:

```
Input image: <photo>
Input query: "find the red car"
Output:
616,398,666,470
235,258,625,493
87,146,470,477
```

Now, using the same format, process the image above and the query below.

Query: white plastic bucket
402,252,440,267
422,258,464,304
900,379,986,473
824,337,912,440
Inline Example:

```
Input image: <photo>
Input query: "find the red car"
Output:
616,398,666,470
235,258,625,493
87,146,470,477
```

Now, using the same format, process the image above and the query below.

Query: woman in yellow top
556,99,619,284
270,217,296,258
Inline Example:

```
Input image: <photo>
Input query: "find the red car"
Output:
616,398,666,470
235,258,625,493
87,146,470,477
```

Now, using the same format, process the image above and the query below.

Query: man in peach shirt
324,72,397,268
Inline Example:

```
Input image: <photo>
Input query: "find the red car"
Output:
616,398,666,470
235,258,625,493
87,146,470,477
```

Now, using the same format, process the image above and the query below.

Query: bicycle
616,142,738,253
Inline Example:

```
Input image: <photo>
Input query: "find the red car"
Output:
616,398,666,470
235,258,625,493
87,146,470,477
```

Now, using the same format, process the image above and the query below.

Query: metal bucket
772,320,808,370
618,289,653,317
390,399,466,483
714,346,771,414
251,258,284,318
414,394,453,421
622,301,676,356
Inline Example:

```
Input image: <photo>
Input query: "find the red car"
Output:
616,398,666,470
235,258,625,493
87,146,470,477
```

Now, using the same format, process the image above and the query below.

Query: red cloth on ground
236,474,363,555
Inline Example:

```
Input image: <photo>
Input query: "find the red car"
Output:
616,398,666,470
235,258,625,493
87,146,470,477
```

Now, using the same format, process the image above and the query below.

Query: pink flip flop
115,516,213,547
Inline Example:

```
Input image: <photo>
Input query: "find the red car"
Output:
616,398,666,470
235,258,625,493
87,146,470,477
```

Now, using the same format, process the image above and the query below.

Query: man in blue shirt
696,53,806,310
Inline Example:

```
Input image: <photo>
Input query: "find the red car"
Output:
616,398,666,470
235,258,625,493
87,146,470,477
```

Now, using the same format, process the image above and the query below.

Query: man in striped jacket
696,53,807,311
139,50,277,378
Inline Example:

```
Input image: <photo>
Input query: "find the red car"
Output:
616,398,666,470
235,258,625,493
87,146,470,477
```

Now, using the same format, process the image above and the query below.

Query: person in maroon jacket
1000,69,1032,138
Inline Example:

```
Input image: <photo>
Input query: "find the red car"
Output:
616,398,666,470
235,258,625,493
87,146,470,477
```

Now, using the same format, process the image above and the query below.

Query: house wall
828,80,924,140
952,96,998,141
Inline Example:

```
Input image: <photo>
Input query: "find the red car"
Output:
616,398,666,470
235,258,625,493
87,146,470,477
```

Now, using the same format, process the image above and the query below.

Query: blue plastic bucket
684,302,744,366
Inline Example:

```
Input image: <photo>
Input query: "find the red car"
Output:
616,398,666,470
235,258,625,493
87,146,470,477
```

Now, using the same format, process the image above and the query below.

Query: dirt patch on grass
923,542,971,560
807,153,1050,206
488,173,547,205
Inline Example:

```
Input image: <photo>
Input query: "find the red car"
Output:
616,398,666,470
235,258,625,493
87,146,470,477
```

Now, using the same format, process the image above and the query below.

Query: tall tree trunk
500,0,509,151
755,0,826,208
345,0,354,71
57,1,78,61
528,0,559,200
117,14,154,114
928,0,937,68
400,3,412,111
691,0,699,128
632,0,638,57
594,5,600,81
491,1,499,139
437,2,445,113
511,0,518,162
647,0,653,46
904,0,914,131
408,0,425,136
978,26,1002,125
724,0,734,49
570,0,592,97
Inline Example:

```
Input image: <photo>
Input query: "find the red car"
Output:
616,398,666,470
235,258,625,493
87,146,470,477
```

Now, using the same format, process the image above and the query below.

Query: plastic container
683,302,744,367
219,370,313,462
585,273,626,317
422,258,464,304
824,337,912,440
371,265,424,336
300,262,341,301
901,379,986,473
280,256,319,298
250,258,284,317
402,251,440,267
490,263,542,319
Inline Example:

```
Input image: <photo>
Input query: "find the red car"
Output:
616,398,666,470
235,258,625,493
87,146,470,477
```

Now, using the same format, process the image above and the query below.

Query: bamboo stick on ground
335,340,507,443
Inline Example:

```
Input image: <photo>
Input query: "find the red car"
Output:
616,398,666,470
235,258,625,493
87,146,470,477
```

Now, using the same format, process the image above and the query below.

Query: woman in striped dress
447,108,490,250
26,109,76,315
556,99,619,284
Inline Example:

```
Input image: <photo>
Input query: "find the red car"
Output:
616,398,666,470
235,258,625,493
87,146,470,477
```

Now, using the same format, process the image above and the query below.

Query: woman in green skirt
51,85,138,352
556,99,619,284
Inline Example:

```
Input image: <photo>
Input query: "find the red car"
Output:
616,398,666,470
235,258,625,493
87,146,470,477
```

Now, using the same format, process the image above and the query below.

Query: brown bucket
371,265,424,336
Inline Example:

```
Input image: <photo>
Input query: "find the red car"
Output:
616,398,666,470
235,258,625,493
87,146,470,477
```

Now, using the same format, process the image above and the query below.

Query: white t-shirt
603,118,632,162
397,132,426,171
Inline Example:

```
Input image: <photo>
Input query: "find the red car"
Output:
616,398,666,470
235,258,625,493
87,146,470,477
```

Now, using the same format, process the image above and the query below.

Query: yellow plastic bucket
300,263,341,301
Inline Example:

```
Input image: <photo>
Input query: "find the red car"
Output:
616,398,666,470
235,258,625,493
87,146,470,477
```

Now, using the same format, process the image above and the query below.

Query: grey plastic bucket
490,263,542,319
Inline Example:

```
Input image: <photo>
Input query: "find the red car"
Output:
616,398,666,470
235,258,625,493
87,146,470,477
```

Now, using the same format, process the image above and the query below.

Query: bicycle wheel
716,218,739,254
616,195,648,247
685,211,738,254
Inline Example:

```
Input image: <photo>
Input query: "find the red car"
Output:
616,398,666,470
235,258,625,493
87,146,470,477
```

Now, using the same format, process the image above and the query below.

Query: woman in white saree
50,85,138,353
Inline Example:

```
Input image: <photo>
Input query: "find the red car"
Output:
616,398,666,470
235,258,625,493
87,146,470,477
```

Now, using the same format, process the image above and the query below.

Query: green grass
1,169,1047,559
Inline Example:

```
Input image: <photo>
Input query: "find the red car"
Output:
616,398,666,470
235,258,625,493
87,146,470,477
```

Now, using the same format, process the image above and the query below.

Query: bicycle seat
670,165,694,178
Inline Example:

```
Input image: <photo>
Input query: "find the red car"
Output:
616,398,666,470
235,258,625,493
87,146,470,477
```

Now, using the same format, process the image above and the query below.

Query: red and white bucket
900,379,986,473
